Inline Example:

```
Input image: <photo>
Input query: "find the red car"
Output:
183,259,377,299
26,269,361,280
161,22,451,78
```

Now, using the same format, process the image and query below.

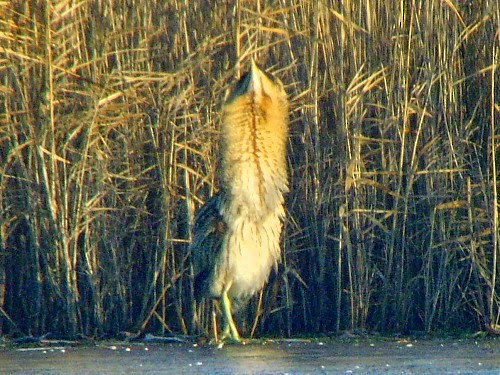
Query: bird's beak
250,58,260,76
248,59,262,95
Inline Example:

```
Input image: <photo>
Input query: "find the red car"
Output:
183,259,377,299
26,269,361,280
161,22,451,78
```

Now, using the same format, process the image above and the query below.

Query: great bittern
191,60,289,342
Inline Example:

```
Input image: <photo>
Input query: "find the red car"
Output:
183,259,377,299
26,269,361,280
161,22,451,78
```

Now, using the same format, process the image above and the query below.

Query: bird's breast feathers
222,89,288,218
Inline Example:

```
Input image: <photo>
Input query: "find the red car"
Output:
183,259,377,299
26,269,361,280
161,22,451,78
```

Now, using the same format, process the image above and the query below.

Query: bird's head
225,59,287,107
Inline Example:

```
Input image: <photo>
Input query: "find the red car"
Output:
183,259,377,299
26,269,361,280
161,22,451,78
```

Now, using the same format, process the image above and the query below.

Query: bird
191,59,289,342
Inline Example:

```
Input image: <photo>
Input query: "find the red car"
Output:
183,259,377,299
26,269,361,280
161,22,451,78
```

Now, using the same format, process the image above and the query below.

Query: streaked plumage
192,60,289,341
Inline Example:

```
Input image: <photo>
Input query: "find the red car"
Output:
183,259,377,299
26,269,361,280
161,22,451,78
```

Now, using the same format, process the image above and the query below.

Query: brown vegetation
0,0,498,338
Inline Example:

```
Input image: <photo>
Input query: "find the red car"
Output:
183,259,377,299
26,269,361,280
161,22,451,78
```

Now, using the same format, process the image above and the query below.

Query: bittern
191,60,289,342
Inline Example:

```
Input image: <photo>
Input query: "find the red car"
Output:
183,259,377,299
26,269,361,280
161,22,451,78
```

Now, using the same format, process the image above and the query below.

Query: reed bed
0,0,498,337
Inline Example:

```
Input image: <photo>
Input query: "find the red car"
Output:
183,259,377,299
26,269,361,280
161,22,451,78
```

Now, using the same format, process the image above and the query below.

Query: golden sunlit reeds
0,0,498,337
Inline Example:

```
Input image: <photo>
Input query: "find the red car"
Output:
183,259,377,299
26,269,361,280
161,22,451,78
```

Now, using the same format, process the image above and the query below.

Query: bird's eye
225,72,252,103
236,72,251,89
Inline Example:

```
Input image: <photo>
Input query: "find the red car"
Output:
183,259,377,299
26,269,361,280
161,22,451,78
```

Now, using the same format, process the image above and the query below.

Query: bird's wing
191,191,227,298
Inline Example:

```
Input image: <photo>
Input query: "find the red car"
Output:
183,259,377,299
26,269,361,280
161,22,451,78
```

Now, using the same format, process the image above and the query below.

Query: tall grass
0,0,497,337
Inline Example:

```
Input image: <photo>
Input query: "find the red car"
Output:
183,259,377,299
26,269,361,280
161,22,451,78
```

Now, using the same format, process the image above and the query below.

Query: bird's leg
220,289,241,342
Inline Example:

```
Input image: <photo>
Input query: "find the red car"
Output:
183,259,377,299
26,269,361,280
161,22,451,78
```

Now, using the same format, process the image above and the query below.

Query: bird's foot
208,335,242,346
217,325,242,344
